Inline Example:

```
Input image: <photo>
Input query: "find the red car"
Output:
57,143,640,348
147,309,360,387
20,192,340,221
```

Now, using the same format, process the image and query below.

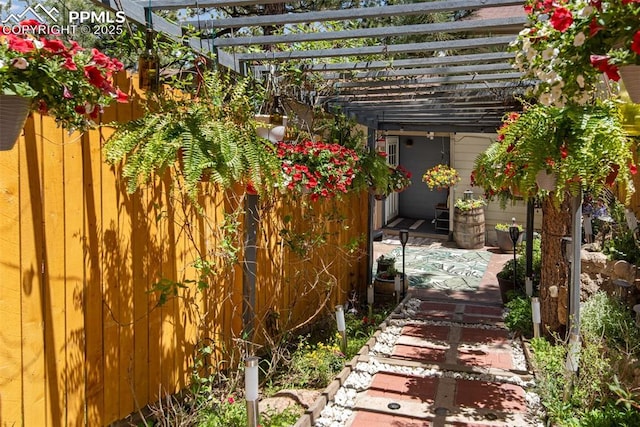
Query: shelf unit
434,204,449,231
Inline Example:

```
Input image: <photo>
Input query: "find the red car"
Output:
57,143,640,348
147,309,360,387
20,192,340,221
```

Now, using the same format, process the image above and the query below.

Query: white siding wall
451,133,543,246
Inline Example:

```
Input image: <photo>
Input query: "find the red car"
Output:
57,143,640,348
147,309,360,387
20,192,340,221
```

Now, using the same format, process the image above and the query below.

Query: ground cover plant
530,292,640,425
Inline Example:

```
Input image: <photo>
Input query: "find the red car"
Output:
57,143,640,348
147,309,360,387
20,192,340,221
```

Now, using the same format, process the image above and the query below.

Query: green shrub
582,292,640,352
504,296,533,337
497,236,542,289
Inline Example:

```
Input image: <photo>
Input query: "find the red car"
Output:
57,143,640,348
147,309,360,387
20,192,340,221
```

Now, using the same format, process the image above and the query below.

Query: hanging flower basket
0,95,30,151
620,65,640,104
535,170,557,192
422,164,460,190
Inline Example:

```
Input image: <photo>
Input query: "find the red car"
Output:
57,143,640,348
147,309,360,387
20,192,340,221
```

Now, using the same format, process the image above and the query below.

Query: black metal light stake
399,229,409,299
509,218,521,295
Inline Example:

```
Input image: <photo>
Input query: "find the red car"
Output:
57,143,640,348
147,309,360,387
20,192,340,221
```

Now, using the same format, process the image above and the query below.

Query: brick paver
367,372,438,402
317,244,535,427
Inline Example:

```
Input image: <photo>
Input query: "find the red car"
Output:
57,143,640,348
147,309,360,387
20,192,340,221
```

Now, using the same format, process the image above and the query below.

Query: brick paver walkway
307,240,539,427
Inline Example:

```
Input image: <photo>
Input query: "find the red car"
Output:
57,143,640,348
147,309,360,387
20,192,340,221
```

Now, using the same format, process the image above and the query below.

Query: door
385,136,399,221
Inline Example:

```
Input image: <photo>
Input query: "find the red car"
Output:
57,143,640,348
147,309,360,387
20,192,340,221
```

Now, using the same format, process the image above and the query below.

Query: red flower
590,55,620,81
74,105,86,114
506,143,515,153
550,7,573,32
504,162,516,178
545,157,555,167
115,88,128,103
589,18,604,37
62,57,77,71
606,164,620,186
631,30,640,56
7,35,34,53
84,65,106,88
560,145,568,159
41,38,67,54
630,163,637,175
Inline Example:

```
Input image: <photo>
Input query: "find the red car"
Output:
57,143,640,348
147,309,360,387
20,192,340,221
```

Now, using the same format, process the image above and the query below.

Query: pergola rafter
103,0,529,132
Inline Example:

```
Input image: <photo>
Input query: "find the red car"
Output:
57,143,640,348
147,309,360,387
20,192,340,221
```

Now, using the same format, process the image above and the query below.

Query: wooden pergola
94,0,530,133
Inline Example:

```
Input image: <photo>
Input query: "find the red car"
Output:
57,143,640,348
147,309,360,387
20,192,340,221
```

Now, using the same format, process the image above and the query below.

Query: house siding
452,133,543,245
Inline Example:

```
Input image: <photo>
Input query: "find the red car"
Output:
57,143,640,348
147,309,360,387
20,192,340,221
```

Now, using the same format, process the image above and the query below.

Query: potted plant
104,69,280,200
376,254,396,274
373,265,408,298
512,0,640,105
422,164,460,191
496,237,542,303
453,197,487,249
472,102,636,206
495,222,524,253
0,20,128,150
276,139,360,201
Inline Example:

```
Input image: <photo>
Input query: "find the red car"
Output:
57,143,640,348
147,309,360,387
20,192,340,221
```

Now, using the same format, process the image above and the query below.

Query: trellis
94,0,530,132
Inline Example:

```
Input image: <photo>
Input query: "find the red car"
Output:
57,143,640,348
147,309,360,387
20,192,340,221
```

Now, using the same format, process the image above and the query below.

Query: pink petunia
63,86,73,99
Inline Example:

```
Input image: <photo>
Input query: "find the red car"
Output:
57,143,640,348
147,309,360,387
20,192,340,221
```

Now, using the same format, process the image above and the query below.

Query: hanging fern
473,101,636,206
104,70,281,200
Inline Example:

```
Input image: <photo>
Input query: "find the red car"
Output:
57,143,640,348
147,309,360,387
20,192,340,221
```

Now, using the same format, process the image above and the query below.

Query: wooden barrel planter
453,207,485,249
374,273,408,302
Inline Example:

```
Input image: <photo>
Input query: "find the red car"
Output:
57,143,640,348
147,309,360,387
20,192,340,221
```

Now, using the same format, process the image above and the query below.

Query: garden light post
367,283,374,318
509,218,521,295
336,305,347,354
531,297,541,338
399,229,409,300
245,356,259,427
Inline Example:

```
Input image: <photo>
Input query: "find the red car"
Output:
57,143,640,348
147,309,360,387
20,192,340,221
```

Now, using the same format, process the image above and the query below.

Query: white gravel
313,297,545,426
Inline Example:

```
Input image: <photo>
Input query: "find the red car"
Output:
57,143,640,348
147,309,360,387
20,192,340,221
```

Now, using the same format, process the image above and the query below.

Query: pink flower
63,86,73,99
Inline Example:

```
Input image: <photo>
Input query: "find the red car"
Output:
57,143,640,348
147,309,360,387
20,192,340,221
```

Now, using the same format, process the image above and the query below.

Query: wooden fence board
0,124,23,425
63,133,87,426
42,122,67,426
20,116,46,426
84,127,105,426
0,73,368,425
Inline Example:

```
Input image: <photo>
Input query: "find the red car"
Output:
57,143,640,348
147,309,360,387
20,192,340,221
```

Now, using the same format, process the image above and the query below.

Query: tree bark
540,193,573,338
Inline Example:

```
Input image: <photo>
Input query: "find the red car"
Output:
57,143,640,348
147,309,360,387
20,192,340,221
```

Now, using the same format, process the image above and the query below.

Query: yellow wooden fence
0,74,369,426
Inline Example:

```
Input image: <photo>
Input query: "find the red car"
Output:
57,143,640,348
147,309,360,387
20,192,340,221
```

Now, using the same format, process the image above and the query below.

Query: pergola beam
322,63,515,80
235,35,516,62
332,72,523,90
291,52,515,72
213,16,526,47
193,0,524,29
135,0,290,10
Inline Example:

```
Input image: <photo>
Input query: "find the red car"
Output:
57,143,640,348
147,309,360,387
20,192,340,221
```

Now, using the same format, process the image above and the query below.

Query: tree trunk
540,193,573,338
